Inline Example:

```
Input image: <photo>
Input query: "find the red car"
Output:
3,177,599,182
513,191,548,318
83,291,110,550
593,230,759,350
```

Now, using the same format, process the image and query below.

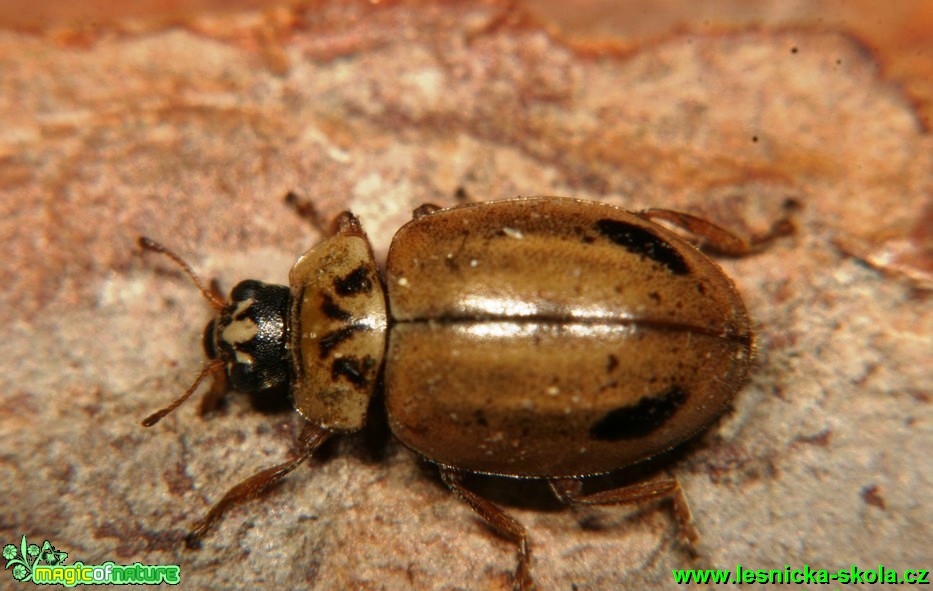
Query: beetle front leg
184,422,332,548
637,208,795,255
284,191,367,238
549,475,699,546
196,369,228,416
440,468,536,591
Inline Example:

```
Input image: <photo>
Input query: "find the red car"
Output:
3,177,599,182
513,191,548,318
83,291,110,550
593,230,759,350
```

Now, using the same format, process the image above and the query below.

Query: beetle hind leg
184,422,331,548
637,208,795,256
549,475,699,547
440,468,536,591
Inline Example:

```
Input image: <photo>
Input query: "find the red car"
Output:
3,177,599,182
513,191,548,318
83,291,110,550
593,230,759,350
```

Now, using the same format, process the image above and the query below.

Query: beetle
138,196,792,590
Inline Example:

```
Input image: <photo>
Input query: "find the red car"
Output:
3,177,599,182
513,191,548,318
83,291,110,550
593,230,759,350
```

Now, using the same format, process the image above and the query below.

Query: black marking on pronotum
595,219,689,275
318,324,367,358
589,386,688,441
334,265,373,296
331,356,368,387
321,293,352,321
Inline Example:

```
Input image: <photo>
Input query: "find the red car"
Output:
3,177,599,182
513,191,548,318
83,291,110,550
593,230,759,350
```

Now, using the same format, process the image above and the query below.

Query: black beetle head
211,280,291,392
137,237,293,427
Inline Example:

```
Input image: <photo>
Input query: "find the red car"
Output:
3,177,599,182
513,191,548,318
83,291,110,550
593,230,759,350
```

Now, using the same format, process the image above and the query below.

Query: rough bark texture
1,1,929,590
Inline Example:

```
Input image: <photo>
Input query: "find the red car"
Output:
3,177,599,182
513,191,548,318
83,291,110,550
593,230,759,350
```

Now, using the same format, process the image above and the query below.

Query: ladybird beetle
139,196,792,590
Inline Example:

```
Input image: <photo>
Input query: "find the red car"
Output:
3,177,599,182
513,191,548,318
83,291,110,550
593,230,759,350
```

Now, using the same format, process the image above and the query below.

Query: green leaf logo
3,535,68,583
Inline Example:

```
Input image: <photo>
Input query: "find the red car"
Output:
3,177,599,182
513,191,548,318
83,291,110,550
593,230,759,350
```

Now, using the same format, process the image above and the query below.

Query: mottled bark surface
1,1,929,590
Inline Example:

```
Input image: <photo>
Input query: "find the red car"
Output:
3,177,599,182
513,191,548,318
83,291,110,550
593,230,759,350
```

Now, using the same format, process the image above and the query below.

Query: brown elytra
384,199,751,477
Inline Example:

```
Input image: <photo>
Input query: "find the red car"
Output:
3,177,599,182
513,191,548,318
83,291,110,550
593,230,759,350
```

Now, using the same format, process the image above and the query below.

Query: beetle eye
203,319,217,360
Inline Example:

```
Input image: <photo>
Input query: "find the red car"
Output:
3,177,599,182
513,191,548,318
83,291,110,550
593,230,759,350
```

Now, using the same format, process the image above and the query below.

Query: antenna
138,237,226,311
138,236,229,425
141,359,225,426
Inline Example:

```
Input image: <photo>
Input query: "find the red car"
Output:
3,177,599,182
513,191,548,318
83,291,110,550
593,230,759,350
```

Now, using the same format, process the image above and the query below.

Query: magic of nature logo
3,535,179,586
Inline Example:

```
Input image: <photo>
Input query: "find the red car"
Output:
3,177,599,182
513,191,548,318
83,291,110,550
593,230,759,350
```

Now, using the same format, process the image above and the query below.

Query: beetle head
137,237,290,427
208,279,291,393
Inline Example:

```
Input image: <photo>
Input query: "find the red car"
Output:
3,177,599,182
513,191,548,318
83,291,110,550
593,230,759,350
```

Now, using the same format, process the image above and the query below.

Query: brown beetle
139,196,792,590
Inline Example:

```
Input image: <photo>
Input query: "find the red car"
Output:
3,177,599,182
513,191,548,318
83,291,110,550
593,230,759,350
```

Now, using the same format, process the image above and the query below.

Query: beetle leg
440,468,536,591
184,422,332,548
549,475,699,546
197,368,228,416
412,203,442,219
284,191,330,235
284,191,364,238
637,208,795,256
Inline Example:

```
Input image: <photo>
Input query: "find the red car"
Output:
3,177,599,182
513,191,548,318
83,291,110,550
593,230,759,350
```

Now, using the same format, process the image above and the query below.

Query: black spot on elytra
331,356,369,388
321,293,352,321
595,219,689,275
473,410,488,427
334,266,373,296
606,354,619,373
318,324,367,358
589,386,688,441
